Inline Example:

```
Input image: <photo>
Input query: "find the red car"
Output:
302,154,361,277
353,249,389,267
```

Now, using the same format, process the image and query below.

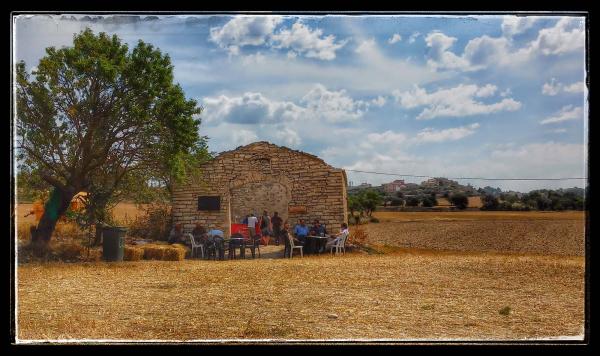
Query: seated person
293,219,309,245
202,228,224,259
192,223,208,244
309,219,327,236
208,228,224,238
326,223,349,249
168,223,187,245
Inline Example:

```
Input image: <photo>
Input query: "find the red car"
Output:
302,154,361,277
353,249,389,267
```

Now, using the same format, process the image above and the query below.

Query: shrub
481,194,499,210
449,193,469,210
127,203,172,241
390,197,404,206
406,196,420,207
349,227,368,247
499,306,511,316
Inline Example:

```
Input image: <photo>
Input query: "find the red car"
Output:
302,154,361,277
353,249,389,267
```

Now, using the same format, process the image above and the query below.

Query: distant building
348,182,372,191
382,179,406,193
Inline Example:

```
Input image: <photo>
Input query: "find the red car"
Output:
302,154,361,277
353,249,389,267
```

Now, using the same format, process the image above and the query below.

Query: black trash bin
102,226,127,262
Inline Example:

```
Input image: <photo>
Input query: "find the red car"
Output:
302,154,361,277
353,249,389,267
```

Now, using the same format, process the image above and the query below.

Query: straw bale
143,245,166,260
84,249,103,262
124,246,145,261
162,246,186,261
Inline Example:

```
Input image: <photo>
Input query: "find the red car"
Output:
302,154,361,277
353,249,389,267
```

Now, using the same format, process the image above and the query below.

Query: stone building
171,141,349,236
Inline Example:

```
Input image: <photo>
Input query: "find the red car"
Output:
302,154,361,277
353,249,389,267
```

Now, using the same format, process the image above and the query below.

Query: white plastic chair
187,233,204,259
287,233,303,258
328,231,349,255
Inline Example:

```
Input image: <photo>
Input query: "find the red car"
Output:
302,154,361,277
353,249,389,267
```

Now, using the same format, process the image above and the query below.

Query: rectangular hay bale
143,245,166,260
124,246,145,261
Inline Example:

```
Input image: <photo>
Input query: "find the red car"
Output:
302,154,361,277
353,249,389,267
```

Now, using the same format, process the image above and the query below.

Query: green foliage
347,189,384,221
480,194,499,210
360,189,384,216
449,193,469,210
16,28,209,240
390,197,404,206
405,196,420,207
421,194,438,207
16,167,50,203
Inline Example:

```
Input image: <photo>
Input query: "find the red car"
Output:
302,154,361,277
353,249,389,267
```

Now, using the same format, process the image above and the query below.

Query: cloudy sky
14,14,588,192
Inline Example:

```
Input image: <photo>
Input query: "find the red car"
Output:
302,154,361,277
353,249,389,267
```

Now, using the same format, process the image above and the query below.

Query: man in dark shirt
310,219,327,236
271,212,283,245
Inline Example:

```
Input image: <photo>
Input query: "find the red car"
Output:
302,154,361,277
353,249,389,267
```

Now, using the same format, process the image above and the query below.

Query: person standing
260,210,272,242
271,212,283,246
247,213,258,241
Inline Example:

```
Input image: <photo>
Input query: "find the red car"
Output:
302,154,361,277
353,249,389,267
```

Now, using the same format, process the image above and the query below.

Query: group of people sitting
166,211,349,258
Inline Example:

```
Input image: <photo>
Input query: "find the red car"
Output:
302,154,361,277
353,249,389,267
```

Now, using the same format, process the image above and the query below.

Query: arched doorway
229,181,291,225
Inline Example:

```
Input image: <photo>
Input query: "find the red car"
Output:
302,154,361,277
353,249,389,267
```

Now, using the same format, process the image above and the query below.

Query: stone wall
172,141,348,236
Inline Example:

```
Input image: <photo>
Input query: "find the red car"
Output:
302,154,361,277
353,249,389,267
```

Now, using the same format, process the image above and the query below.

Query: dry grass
361,211,585,256
17,252,584,341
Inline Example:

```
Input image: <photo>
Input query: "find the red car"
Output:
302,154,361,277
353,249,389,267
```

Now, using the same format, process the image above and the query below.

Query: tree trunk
30,187,76,247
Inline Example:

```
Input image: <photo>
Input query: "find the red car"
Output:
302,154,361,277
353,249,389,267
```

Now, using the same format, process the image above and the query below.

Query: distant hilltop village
347,177,585,199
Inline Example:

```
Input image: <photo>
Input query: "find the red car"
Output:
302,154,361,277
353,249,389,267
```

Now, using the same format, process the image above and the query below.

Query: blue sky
14,14,588,192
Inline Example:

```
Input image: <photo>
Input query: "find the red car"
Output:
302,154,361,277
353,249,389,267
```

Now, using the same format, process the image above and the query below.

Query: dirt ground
15,210,586,342
16,249,584,342
362,211,585,256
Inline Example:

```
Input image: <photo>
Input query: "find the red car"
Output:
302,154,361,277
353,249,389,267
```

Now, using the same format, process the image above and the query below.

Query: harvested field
361,211,585,256
17,252,584,341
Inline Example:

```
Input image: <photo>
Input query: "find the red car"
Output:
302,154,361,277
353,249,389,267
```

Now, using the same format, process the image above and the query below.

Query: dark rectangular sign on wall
198,196,220,211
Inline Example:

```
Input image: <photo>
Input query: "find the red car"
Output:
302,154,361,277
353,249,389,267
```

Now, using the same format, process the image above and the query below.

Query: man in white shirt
247,213,259,241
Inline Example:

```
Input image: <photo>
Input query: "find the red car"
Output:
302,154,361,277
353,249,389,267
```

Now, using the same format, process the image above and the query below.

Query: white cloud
542,78,562,96
414,123,480,143
388,33,402,44
202,84,371,125
542,79,585,96
300,84,370,122
355,38,376,54
563,81,585,93
232,129,259,146
208,17,348,61
408,32,420,44
209,16,283,55
371,96,387,107
393,83,521,120
202,92,305,124
271,21,348,60
366,131,407,144
425,17,585,72
334,140,586,192
526,17,585,56
501,16,538,37
425,31,473,71
540,105,583,125
274,127,302,147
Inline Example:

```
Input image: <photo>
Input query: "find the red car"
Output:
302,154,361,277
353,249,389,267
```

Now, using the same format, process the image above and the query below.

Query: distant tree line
480,188,586,211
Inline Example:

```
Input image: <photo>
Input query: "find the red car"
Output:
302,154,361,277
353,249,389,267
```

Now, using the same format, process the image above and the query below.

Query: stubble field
15,206,586,342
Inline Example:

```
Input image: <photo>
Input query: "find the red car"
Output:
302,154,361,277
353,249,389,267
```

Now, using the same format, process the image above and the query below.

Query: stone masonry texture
172,141,349,236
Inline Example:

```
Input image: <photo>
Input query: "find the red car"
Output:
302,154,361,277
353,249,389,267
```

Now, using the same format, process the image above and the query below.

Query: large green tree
16,29,208,246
